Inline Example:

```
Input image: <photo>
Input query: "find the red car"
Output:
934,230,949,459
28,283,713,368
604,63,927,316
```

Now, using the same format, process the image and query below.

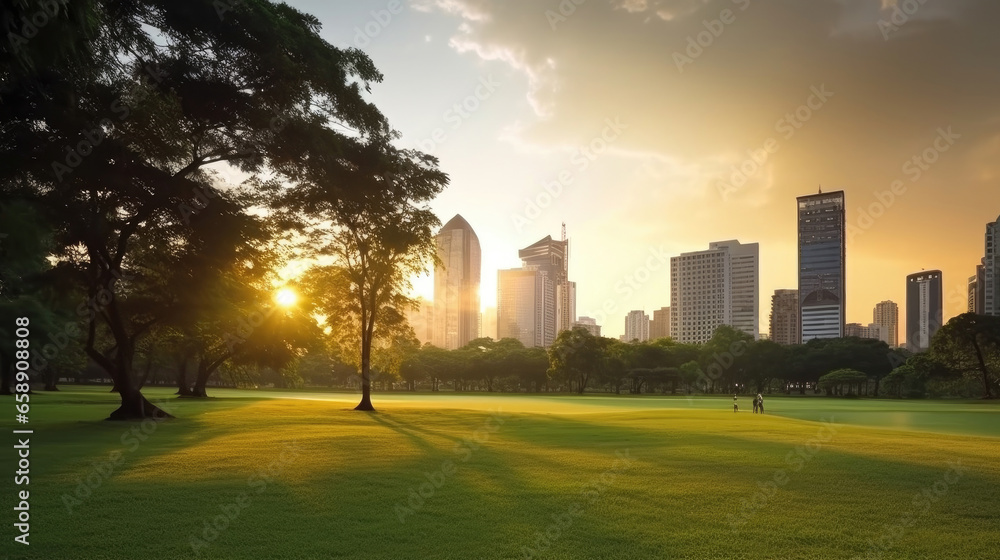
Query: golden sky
295,0,1000,342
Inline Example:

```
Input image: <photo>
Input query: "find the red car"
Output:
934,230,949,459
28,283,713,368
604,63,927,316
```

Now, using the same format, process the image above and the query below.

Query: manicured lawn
3,388,998,559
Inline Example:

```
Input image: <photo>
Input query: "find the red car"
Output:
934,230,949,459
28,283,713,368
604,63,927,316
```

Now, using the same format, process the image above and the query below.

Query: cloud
410,0,1000,331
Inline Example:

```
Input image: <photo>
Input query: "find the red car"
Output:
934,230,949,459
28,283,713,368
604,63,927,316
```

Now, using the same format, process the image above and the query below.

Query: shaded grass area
1,389,998,559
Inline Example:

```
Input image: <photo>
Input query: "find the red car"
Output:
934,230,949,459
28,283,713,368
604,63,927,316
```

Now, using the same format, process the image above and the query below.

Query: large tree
930,313,1000,399
302,191,444,411
1,0,432,418
548,326,603,393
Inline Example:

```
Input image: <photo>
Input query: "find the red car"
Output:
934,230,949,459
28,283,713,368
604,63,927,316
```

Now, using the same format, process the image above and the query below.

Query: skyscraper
968,261,985,315
496,233,574,348
797,190,846,341
769,289,799,345
986,217,999,316
557,281,577,334
519,234,575,338
906,270,943,352
433,215,481,350
649,307,671,340
670,240,759,344
497,268,554,348
873,300,899,348
624,310,650,342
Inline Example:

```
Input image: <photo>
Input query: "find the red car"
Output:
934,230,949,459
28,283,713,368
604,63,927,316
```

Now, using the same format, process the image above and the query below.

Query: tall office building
649,307,671,340
497,268,554,348
797,190,846,341
670,240,759,344
624,310,650,342
845,323,882,340
496,233,574,348
873,300,899,348
769,289,800,345
906,270,943,352
557,281,577,334
520,234,575,336
433,215,481,350
573,316,601,337
986,217,999,316
968,260,985,314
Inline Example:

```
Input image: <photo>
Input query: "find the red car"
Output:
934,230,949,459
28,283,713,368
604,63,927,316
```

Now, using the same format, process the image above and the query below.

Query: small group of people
733,393,765,413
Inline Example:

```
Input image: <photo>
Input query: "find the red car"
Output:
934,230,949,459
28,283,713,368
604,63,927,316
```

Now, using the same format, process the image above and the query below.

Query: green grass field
3,388,999,559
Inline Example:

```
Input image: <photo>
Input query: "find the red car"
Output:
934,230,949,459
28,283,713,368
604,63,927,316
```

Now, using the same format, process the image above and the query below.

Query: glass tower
433,215,481,349
797,190,846,340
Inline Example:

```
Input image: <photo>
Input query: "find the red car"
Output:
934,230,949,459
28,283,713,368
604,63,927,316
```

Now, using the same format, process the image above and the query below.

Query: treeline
289,315,1000,399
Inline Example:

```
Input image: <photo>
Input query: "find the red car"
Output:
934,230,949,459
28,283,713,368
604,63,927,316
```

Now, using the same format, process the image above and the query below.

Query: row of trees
308,316,997,400
381,326,907,396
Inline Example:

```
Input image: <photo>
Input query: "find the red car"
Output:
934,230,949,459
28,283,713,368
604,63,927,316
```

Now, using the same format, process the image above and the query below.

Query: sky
286,0,1000,342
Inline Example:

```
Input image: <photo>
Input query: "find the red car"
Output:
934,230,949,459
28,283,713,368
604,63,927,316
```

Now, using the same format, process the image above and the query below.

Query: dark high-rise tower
433,215,481,349
986,216,999,316
797,190,846,341
906,270,943,352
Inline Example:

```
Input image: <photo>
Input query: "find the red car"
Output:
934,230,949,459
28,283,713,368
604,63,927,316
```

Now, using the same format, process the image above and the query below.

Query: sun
275,288,298,308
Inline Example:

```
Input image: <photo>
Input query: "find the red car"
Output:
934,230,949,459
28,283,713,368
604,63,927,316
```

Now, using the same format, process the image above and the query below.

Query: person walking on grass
752,397,759,414
733,394,738,413
757,393,764,414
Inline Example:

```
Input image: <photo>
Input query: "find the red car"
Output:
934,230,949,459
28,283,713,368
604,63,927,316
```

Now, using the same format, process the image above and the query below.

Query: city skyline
416,206,994,345
336,0,1000,344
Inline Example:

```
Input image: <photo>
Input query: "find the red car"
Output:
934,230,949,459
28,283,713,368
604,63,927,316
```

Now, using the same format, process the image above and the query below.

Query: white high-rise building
986,217,999,316
669,240,759,344
906,270,943,352
624,310,650,342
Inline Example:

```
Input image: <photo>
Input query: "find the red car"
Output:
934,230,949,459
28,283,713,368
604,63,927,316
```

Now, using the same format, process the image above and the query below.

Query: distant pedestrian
752,398,759,414
733,394,738,413
758,396,764,414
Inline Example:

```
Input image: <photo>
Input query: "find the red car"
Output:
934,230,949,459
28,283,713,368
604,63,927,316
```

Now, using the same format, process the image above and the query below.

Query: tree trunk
176,362,194,396
971,337,994,399
109,388,173,421
192,364,211,398
355,325,376,411
105,341,172,420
